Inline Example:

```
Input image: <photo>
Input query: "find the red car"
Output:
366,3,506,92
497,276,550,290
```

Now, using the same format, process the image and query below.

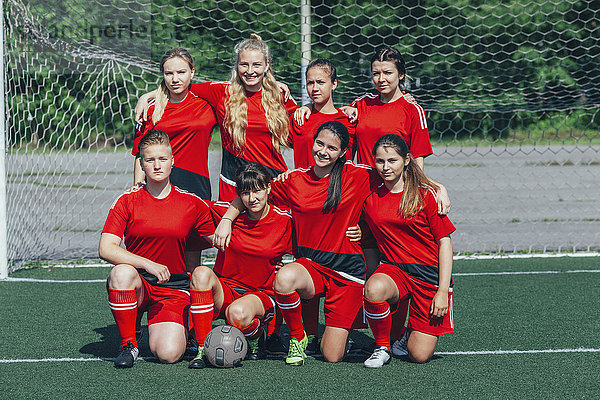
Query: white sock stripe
108,301,137,308
190,304,214,313
243,325,260,338
364,309,391,320
109,305,137,311
276,298,301,309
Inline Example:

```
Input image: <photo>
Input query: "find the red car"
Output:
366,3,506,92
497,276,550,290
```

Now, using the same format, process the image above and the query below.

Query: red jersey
190,82,298,198
269,161,380,283
363,184,455,287
211,202,292,294
351,93,432,167
289,109,356,169
132,93,217,179
102,185,215,279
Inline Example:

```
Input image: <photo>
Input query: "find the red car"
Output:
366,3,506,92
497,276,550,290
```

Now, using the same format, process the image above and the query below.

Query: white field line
454,252,600,260
3,269,599,283
2,347,599,364
19,251,600,270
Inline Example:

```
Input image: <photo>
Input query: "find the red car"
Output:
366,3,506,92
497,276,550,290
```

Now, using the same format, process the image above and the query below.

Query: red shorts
138,276,191,327
296,257,364,330
215,277,276,323
376,263,454,336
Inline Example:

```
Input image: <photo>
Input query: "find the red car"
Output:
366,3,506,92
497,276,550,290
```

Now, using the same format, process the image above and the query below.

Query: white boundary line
2,347,599,363
15,252,600,270
3,268,599,283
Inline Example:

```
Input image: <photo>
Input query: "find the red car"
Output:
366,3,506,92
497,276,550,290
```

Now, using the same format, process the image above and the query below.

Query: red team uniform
190,82,298,201
351,93,432,167
270,162,379,329
103,185,215,327
288,109,356,168
133,93,217,200
209,201,293,319
363,184,456,338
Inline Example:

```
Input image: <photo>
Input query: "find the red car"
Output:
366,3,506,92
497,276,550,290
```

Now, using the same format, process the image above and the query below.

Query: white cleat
363,346,391,368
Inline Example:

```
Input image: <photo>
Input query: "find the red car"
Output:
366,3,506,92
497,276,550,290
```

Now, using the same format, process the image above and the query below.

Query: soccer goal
2,0,599,277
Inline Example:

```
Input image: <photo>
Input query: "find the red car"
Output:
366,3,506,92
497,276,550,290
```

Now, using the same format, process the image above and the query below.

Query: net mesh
4,0,600,271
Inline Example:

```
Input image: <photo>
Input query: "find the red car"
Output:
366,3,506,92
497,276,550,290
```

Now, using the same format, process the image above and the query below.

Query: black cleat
304,334,320,356
184,336,199,358
188,347,206,369
114,341,139,368
265,332,288,355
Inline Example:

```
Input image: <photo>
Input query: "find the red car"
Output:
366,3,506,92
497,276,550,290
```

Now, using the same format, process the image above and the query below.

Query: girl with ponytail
214,120,378,366
362,134,455,368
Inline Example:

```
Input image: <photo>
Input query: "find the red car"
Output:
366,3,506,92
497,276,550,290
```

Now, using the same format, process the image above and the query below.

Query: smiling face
371,60,404,100
162,57,194,98
312,128,347,171
306,66,337,106
140,143,173,184
374,145,410,186
237,49,268,92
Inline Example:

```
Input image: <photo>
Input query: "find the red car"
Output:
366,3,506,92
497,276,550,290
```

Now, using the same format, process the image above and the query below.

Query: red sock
108,288,138,347
190,290,214,347
238,318,261,340
364,298,392,349
267,310,283,335
301,297,320,336
390,298,409,341
275,291,304,340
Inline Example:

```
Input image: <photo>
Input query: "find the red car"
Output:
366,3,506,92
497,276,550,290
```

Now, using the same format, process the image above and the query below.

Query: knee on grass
152,342,185,364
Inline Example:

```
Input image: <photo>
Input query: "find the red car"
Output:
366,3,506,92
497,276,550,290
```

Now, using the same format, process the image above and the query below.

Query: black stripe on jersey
297,246,366,279
221,149,284,183
170,166,211,200
380,256,453,288
138,270,191,291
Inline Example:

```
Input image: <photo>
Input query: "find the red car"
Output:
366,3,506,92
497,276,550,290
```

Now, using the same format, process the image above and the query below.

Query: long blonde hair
373,134,439,218
152,48,194,124
224,34,289,152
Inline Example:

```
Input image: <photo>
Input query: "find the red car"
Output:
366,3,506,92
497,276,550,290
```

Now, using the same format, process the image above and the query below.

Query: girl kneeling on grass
100,130,215,368
362,134,455,368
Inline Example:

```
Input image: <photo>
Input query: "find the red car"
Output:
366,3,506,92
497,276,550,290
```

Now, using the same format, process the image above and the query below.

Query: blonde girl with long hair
135,34,298,201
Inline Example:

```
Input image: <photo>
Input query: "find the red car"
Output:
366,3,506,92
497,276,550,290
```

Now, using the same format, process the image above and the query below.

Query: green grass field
1,256,599,399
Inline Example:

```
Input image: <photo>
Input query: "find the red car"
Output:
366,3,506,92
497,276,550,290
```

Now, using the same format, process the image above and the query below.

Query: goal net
3,0,599,273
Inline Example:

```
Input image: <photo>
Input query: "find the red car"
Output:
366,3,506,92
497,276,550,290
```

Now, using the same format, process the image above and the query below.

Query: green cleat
188,346,206,369
285,332,308,366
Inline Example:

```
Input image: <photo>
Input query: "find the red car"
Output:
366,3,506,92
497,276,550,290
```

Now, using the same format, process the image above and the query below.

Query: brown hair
372,134,438,217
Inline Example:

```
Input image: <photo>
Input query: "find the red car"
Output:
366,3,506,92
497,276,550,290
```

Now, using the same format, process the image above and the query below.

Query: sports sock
108,288,138,347
364,298,392,349
275,291,304,340
239,318,261,340
267,310,283,335
190,290,214,347
390,298,409,341
301,297,320,336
